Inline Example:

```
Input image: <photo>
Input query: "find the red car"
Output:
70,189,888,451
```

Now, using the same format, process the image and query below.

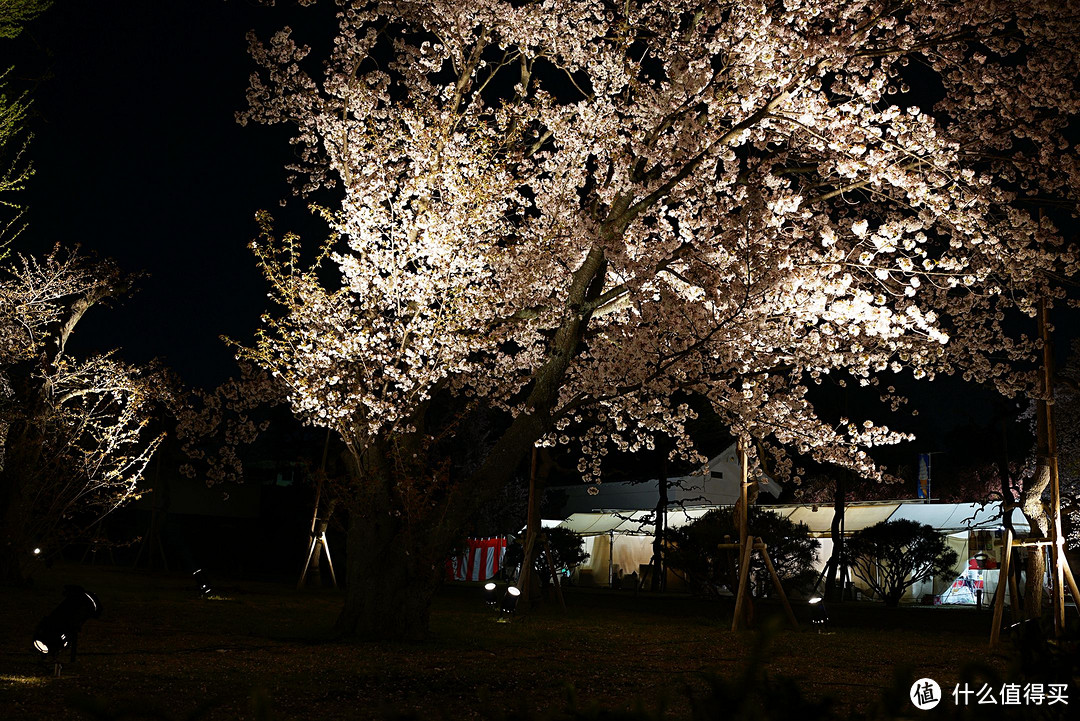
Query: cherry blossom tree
0,0,51,252
241,0,1080,638
0,250,163,585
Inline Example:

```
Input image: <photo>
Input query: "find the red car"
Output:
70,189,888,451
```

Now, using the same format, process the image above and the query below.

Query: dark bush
663,507,819,598
846,519,958,607
504,527,589,585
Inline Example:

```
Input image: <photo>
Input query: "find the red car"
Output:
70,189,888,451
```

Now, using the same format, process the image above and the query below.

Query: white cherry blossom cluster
241,1,1080,486
1,249,164,557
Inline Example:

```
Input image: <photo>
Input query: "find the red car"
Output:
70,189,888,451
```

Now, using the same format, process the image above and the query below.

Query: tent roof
558,507,716,536
886,502,1029,533
781,503,900,535
558,500,1030,537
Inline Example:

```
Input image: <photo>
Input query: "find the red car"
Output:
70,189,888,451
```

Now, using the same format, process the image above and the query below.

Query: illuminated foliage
0,250,163,584
241,0,1080,637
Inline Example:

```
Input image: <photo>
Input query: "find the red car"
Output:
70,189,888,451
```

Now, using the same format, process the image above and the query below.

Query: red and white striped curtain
447,537,507,581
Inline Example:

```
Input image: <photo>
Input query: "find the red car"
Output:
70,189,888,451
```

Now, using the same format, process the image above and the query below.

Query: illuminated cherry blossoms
0,250,162,584
243,0,1079,485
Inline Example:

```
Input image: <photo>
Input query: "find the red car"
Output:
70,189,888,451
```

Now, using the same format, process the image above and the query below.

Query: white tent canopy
886,502,1029,533
779,503,900,536
559,500,1029,538
559,507,715,537
561,500,1031,594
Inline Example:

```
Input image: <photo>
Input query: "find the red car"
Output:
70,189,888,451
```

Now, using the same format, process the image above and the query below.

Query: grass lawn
0,563,1066,720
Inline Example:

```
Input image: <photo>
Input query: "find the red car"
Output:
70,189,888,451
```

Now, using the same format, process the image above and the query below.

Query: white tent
560,500,1029,599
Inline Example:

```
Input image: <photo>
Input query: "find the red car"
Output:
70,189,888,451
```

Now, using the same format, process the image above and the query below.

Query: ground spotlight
192,569,212,598
483,581,498,605
500,586,521,614
33,585,102,669
808,595,829,630
32,547,41,556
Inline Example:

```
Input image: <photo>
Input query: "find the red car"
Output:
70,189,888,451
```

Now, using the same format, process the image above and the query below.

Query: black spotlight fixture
483,581,498,606
500,586,521,614
808,595,829,630
33,585,102,671
192,568,212,598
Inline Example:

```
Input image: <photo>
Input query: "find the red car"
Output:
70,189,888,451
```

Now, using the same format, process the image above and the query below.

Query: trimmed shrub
664,507,819,598
846,519,958,607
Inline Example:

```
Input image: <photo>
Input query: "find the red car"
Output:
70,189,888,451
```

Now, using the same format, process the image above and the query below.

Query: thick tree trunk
1021,399,1053,617
334,504,443,640
335,241,612,640
0,467,31,587
332,442,447,640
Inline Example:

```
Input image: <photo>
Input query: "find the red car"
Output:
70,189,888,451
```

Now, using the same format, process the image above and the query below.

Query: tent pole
608,530,615,588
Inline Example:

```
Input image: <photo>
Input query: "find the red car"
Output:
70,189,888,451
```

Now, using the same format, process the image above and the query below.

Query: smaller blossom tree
0,250,163,585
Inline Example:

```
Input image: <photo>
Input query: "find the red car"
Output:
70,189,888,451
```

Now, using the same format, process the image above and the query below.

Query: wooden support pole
1063,555,1080,617
738,441,748,552
731,536,754,631
990,526,1014,647
298,535,319,590
760,541,798,630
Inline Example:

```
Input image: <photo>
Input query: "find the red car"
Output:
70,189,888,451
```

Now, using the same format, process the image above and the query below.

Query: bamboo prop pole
298,535,320,590
731,536,754,631
730,440,755,629
1063,556,1080,618
1039,297,1067,636
760,541,799,630
320,526,338,589
738,440,748,553
541,535,567,611
297,476,326,589
990,526,1014,648
298,429,332,589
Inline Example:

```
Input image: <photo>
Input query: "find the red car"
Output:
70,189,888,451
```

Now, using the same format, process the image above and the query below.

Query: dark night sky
16,0,298,388
6,1,1074,488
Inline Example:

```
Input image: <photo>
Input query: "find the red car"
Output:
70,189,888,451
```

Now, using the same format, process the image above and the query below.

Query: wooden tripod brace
988,526,1080,647
730,441,798,631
